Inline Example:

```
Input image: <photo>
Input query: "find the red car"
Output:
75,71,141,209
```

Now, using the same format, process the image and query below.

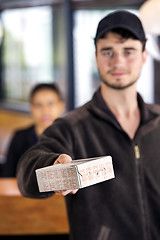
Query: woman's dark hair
30,83,63,102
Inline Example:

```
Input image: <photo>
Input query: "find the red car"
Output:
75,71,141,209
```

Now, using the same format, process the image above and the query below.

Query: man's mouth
111,72,126,77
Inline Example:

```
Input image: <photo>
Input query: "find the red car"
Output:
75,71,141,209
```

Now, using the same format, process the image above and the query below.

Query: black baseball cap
94,10,146,43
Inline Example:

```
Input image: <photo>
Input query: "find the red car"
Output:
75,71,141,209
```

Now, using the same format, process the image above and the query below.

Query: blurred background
1,0,160,113
0,0,160,238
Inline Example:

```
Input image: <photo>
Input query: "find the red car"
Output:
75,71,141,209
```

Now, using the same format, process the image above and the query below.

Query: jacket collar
88,88,158,127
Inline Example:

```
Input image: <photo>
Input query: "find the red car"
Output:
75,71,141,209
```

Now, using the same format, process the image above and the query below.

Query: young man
2,83,64,177
17,11,160,240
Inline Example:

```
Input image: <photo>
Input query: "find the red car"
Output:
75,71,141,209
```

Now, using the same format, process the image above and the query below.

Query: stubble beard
99,72,137,90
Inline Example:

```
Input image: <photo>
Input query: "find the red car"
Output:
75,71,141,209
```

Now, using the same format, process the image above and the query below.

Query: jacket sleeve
16,118,75,199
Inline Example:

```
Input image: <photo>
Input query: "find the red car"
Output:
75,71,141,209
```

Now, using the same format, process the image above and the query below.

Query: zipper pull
134,145,140,159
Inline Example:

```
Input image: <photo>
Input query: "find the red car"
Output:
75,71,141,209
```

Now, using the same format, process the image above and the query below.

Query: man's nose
111,53,125,66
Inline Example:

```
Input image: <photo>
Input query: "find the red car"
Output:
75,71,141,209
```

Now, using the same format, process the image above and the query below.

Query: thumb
54,154,72,165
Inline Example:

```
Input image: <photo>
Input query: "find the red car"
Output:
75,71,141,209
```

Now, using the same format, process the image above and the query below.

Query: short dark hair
30,83,63,102
95,27,146,51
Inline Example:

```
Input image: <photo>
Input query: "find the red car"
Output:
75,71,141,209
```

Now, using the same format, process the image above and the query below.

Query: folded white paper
36,156,115,192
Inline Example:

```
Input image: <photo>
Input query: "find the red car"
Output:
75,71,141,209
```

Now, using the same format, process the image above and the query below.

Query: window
0,3,156,111
1,5,66,111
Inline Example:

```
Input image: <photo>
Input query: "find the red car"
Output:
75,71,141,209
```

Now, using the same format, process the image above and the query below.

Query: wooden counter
0,109,70,236
0,179,69,235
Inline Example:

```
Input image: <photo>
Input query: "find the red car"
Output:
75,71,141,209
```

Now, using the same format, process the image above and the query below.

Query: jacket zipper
134,144,150,240
134,145,140,159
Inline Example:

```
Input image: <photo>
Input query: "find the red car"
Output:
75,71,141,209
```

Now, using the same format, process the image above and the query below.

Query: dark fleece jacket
17,89,160,240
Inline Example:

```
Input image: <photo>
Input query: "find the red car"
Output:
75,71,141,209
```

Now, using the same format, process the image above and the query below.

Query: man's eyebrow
100,47,137,52
100,47,112,52
124,47,136,51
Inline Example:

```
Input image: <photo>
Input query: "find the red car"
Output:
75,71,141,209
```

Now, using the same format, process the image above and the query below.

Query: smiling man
95,23,147,139
17,11,160,240
96,32,146,90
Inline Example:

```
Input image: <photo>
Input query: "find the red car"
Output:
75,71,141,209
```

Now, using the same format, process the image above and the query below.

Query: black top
17,89,160,240
2,125,38,177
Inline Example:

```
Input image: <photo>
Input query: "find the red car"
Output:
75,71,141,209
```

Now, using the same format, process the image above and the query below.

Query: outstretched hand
54,154,78,196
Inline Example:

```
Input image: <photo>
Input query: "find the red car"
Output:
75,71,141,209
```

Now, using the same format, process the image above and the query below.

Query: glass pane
1,6,66,109
73,9,154,107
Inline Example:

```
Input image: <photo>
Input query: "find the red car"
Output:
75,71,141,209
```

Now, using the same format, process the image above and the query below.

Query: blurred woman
2,83,65,177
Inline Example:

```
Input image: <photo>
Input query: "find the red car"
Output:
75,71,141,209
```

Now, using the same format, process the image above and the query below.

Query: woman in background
2,83,65,177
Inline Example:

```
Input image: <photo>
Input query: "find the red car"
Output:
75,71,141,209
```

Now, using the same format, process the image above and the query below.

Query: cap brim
95,24,143,42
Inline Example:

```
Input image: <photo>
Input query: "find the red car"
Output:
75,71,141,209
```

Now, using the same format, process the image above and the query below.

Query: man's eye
103,51,113,57
125,51,133,56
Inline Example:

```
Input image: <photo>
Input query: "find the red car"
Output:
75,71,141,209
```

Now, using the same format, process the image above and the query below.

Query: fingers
71,189,78,194
56,189,78,196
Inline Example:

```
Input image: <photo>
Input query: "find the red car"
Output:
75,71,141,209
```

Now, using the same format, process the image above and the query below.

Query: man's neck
101,84,138,113
101,86,140,139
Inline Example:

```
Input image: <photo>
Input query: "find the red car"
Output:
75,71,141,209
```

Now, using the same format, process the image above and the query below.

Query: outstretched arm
16,118,76,199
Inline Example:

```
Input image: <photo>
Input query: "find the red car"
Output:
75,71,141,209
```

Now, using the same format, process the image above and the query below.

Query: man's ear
142,50,148,65
95,50,98,67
